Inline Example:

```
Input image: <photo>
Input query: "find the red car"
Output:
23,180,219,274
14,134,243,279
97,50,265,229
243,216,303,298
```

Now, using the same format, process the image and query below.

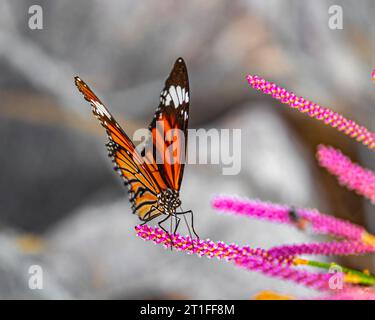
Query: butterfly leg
173,215,181,236
169,215,182,251
140,217,150,226
179,210,199,240
158,214,174,248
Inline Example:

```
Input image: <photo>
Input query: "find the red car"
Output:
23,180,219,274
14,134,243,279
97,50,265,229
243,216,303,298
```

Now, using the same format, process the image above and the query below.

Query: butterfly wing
75,77,166,221
140,57,190,191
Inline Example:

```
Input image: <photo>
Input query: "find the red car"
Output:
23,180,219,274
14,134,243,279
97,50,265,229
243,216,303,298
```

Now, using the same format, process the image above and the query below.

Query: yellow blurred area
15,234,47,254
253,291,294,300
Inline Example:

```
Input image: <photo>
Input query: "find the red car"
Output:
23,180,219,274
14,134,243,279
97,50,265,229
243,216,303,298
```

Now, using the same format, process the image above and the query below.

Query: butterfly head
157,189,181,215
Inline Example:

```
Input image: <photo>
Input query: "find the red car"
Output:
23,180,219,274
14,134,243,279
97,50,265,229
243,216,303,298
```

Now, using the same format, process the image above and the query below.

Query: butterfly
75,57,198,238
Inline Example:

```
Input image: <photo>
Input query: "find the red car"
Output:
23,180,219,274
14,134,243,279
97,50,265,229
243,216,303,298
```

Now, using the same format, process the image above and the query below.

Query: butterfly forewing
142,57,190,191
75,77,164,221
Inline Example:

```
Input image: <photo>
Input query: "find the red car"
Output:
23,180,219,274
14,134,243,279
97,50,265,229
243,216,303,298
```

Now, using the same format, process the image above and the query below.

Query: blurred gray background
0,0,374,299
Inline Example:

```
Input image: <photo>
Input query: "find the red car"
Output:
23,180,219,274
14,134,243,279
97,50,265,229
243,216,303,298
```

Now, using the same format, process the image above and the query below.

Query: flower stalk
317,145,375,204
246,75,375,150
268,241,375,258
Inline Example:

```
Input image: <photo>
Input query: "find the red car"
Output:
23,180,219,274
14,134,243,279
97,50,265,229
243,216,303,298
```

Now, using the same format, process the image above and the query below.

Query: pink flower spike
268,241,375,258
135,224,281,262
317,145,375,204
212,195,365,241
135,224,332,291
246,75,375,150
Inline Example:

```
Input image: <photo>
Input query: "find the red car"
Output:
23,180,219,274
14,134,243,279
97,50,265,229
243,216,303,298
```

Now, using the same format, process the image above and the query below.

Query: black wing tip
174,57,187,69
168,57,189,87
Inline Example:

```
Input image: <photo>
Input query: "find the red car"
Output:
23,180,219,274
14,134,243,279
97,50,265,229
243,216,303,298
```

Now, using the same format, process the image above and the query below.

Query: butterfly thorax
157,189,181,215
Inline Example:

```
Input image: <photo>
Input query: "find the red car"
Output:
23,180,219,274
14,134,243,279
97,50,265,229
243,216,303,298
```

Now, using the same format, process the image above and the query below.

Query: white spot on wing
185,92,189,103
169,85,179,108
182,88,186,101
176,86,183,105
93,100,111,119
165,94,171,106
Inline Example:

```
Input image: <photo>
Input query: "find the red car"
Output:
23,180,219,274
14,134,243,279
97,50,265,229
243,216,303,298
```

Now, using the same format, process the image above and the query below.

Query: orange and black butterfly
75,58,198,238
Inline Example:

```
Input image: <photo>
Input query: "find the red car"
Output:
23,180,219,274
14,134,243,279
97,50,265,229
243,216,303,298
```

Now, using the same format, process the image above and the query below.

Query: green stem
296,259,375,285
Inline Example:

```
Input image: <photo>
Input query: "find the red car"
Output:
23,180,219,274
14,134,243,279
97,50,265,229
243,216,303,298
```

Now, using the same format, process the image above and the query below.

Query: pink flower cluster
135,195,375,297
247,75,375,150
135,224,332,291
317,145,375,204
136,224,274,262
